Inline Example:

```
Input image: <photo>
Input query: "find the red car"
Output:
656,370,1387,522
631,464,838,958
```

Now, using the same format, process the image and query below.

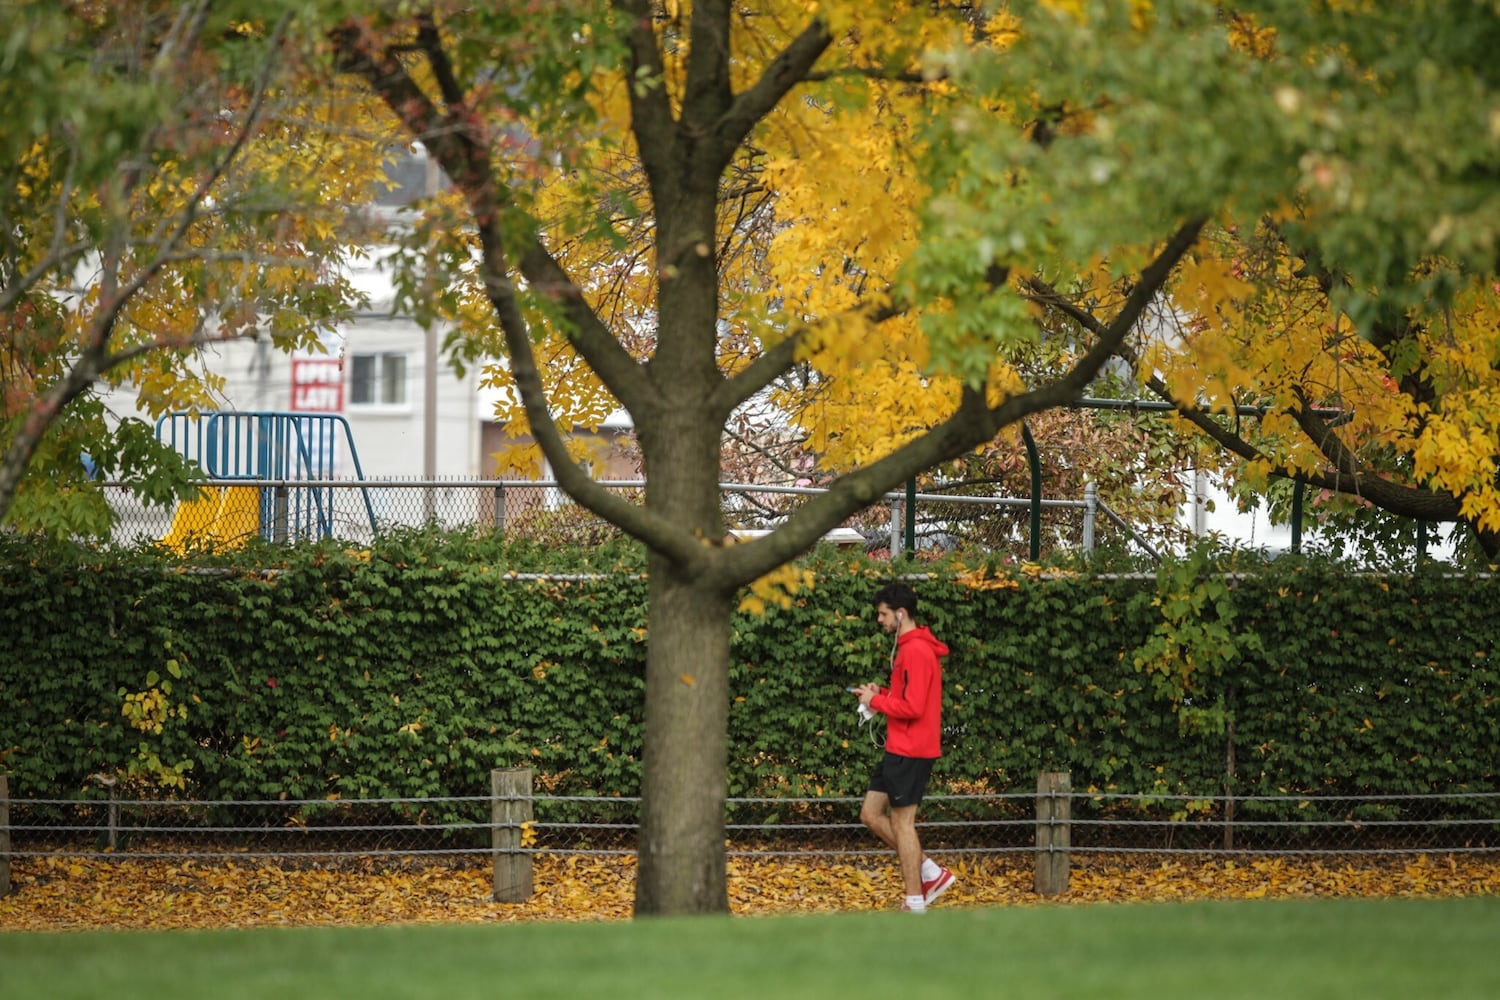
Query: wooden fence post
1034,770,1071,897
1,774,11,897
492,767,533,903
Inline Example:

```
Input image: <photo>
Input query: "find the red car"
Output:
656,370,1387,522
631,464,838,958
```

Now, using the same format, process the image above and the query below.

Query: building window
349,352,407,405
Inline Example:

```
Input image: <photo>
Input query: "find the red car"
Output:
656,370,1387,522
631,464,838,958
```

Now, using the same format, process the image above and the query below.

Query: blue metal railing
155,412,377,541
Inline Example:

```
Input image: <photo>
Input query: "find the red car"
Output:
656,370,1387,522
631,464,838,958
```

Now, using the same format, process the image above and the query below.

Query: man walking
852,581,955,912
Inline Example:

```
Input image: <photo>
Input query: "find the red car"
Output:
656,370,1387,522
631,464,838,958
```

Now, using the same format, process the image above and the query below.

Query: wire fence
7,787,1498,865
98,478,1158,560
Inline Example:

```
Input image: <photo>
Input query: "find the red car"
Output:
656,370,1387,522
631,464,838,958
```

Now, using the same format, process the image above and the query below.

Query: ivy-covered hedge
2,532,1496,824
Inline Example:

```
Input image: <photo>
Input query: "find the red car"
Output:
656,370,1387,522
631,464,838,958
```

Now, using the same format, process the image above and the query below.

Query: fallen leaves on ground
1,853,1497,932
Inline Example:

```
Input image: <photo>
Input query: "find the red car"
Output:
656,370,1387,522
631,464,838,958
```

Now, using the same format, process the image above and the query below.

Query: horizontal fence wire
5,790,1498,864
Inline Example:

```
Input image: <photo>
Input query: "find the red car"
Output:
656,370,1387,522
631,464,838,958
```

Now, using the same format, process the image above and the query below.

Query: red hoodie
870,625,949,759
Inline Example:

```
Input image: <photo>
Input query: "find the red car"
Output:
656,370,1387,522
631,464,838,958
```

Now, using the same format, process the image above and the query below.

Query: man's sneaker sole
922,868,955,905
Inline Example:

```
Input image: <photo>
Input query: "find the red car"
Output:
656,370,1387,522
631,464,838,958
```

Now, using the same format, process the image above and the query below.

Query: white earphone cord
856,630,897,748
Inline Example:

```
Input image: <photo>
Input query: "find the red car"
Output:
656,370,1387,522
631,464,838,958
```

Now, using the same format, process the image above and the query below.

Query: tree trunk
634,560,734,915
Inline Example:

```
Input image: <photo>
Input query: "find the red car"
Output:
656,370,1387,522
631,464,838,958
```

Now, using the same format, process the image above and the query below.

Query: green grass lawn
3,897,1498,1000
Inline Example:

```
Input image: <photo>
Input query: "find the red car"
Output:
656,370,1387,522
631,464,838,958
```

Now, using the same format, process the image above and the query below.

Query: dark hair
872,581,917,616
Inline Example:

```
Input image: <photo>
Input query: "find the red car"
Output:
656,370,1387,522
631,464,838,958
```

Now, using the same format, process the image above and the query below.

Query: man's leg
859,790,897,849
888,802,923,897
862,790,937,875
865,759,954,906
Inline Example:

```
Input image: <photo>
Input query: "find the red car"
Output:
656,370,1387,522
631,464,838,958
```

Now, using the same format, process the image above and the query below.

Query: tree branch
712,17,832,164
475,246,707,569
416,13,465,109
709,293,903,418
682,0,733,130
612,0,677,183
331,18,652,412
1025,275,1469,525
330,17,685,549
717,219,1207,583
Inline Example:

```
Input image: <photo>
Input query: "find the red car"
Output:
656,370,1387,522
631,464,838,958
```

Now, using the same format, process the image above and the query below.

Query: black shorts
867,752,936,808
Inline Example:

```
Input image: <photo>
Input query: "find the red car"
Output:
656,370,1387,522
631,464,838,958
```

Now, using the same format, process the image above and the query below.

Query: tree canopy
957,1,1500,559
326,0,1204,917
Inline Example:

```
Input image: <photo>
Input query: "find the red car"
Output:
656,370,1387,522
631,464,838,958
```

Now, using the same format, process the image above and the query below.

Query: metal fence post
1082,482,1097,552
1,774,10,897
1034,771,1071,897
493,483,506,535
492,766,534,902
904,478,917,559
273,485,289,544
90,773,120,852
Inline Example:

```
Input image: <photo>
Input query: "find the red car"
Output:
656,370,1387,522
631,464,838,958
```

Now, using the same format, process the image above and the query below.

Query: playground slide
161,486,260,552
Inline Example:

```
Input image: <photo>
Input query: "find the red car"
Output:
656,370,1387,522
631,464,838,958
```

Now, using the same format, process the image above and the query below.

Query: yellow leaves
738,564,816,616
1017,560,1064,580
679,674,696,687
1175,254,1254,317
1143,226,1500,529
120,688,175,734
1407,394,1500,531
4,853,1495,932
783,336,963,472
1067,854,1481,904
1227,12,1277,59
983,10,1023,49
490,441,546,478
952,564,1021,591
15,139,53,200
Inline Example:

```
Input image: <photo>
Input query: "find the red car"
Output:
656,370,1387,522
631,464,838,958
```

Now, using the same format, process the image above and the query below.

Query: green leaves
1131,542,1262,737
1,533,1495,825
934,0,1500,328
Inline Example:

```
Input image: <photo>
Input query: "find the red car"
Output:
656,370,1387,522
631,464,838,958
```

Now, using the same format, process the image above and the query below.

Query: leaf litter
3,853,1498,932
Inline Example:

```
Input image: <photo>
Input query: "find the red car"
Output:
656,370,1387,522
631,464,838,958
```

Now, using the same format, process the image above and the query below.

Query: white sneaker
922,866,955,905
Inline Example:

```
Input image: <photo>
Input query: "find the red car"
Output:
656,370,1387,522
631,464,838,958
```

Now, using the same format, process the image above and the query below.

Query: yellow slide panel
161,486,260,552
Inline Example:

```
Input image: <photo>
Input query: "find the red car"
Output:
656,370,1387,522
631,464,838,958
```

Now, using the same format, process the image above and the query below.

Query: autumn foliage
3,853,1496,932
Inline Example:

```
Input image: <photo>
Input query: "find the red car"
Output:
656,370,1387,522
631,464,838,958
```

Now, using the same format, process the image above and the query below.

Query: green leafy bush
1,533,1496,834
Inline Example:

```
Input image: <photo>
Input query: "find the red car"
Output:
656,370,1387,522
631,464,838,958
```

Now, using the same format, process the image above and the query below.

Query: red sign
291,358,344,412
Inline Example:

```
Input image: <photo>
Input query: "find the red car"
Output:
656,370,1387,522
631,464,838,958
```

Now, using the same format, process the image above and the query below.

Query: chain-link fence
98,478,1157,559
7,785,1497,865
